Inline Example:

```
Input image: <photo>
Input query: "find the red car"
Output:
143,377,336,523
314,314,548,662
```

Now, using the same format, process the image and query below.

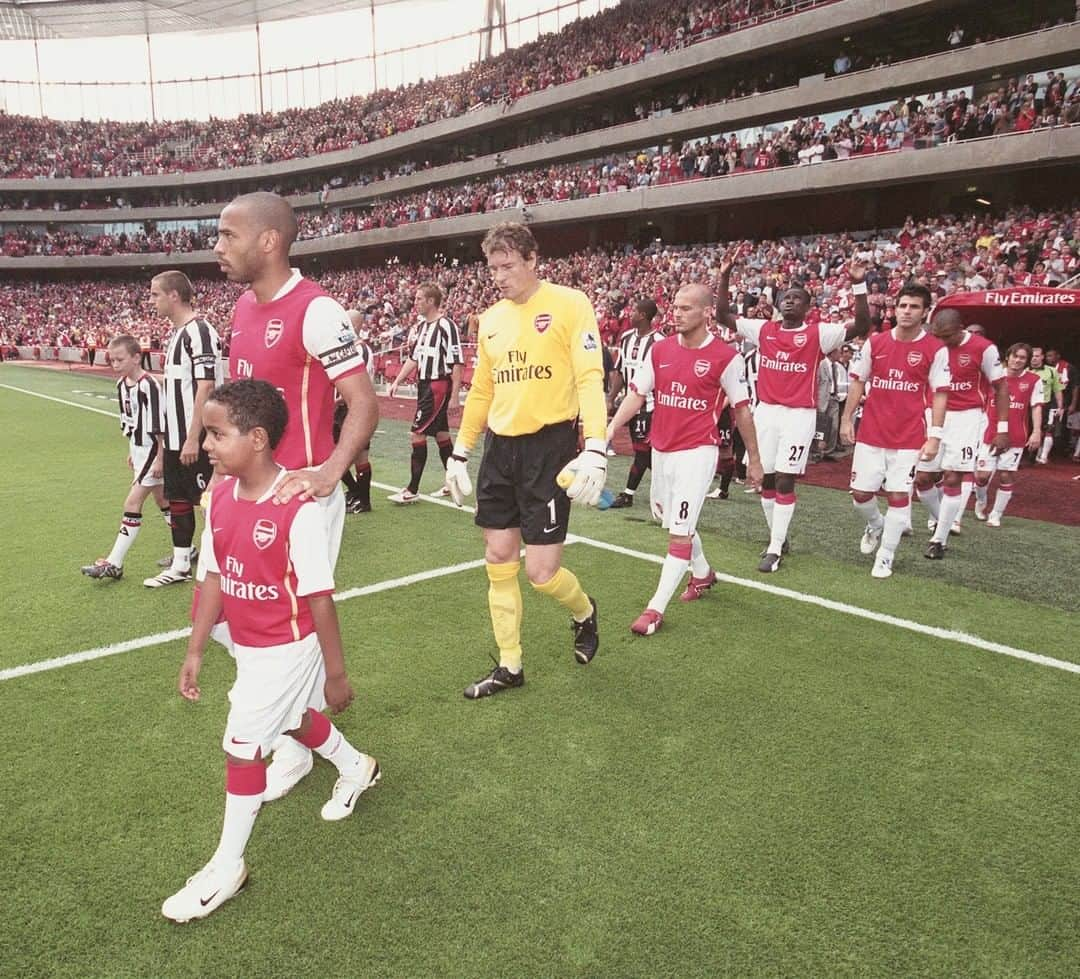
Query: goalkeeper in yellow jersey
446,222,606,699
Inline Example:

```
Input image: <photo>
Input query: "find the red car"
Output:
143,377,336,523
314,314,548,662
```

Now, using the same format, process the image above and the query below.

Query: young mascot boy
163,380,379,923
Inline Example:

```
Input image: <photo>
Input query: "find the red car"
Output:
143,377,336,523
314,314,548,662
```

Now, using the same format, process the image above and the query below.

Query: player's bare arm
449,362,463,416
921,389,948,460
840,377,866,444
274,370,378,504
309,593,355,714
387,356,417,398
180,378,215,466
151,433,165,478
732,403,764,488
714,256,738,331
989,375,1011,455
845,259,872,342
1028,404,1044,451
178,570,223,701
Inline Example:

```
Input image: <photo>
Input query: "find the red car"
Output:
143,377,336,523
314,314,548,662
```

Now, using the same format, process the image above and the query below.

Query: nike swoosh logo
659,363,671,368
230,737,250,745
542,524,559,534
486,333,497,340
345,792,357,809
200,890,220,907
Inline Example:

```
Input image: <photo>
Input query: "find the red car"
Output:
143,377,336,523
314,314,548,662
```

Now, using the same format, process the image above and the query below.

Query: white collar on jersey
230,465,289,504
269,268,304,302
890,327,927,342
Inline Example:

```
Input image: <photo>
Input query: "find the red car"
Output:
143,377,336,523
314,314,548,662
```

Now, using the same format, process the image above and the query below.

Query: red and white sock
768,491,795,554
647,539,692,616
956,475,974,519
881,499,910,554
105,511,141,567
990,487,1013,518
932,485,962,544
212,761,266,867
294,708,364,774
761,488,776,532
974,482,989,507
917,484,942,522
689,533,710,578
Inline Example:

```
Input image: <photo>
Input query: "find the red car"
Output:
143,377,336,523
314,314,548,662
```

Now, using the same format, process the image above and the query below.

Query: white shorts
222,633,327,760
917,408,983,473
650,444,718,536
130,443,163,487
850,443,920,494
976,443,1023,474
754,402,817,475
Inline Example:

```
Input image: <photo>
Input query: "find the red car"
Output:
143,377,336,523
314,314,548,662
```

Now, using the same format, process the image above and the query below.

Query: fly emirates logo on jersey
870,362,923,393
493,348,554,384
656,379,711,412
220,553,281,601
759,349,811,374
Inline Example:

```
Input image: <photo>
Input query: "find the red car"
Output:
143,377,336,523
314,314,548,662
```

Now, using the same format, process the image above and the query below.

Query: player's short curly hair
1006,341,1032,361
481,222,538,260
208,379,288,449
417,281,444,306
108,334,141,357
152,270,194,304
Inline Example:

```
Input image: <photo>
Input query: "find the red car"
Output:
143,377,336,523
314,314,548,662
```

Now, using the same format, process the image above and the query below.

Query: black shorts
412,378,452,435
716,406,733,448
628,409,652,449
163,447,213,504
475,421,577,545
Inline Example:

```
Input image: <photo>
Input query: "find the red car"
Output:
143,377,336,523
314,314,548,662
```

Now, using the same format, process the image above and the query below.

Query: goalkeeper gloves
557,438,608,507
445,442,472,506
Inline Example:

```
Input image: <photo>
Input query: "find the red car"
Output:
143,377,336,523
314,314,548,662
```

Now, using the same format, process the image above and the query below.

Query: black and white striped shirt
162,316,223,451
117,373,164,448
619,328,664,412
410,315,463,381
743,347,760,407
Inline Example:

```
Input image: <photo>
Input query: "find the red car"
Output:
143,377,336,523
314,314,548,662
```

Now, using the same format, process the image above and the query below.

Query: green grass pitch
2,364,1079,978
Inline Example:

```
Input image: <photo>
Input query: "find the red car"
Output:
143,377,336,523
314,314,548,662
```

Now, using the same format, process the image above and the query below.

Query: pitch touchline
0,559,488,682
6,385,1072,677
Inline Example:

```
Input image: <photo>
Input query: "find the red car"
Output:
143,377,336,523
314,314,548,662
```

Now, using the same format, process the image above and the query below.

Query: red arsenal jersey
850,328,951,450
945,331,1005,411
203,473,334,649
983,370,1043,445
630,334,748,452
229,272,365,469
737,319,846,409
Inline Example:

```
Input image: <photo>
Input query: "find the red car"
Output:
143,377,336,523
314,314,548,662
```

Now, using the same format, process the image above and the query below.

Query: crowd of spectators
3,205,1075,360
4,71,1076,258
0,0,835,180
2,0,1073,185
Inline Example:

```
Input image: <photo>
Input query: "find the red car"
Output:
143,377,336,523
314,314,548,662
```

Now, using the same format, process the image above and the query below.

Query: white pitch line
0,559,488,682
565,534,1080,676
0,383,116,418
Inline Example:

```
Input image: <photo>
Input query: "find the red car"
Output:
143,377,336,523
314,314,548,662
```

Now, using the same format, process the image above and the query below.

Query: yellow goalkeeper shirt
458,280,607,447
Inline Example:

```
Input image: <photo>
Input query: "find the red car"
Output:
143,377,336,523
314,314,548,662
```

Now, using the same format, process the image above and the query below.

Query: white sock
933,490,962,543
105,512,141,567
624,488,635,497
917,485,942,521
1038,435,1053,461
161,506,171,527
974,482,989,506
171,545,192,573
769,493,796,554
648,552,690,616
212,792,262,866
853,496,883,529
689,533,710,578
761,493,775,531
313,722,365,775
882,502,910,554
990,487,1013,518
956,478,974,520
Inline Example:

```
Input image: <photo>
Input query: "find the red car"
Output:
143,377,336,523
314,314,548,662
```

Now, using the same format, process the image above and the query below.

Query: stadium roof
0,0,410,40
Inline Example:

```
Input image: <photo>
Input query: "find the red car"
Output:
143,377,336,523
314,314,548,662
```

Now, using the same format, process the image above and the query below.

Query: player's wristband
851,282,868,295
996,421,1009,434
928,426,944,439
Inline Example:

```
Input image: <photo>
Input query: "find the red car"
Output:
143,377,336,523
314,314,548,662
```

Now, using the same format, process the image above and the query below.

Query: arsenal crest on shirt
958,353,972,368
253,518,278,550
694,359,710,378
793,332,808,347
534,313,552,334
906,350,923,367
264,318,284,348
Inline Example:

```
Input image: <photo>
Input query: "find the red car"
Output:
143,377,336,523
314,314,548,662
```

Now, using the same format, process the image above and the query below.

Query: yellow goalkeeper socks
532,566,591,621
486,561,523,672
